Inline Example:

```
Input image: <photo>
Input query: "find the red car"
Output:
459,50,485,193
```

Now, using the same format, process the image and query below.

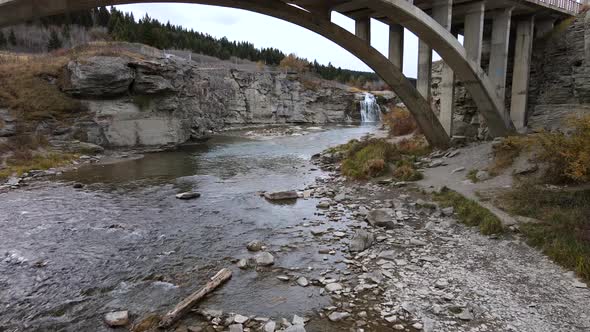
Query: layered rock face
60,53,359,147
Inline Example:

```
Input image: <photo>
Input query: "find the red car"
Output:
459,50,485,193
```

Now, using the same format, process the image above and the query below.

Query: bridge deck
291,0,583,21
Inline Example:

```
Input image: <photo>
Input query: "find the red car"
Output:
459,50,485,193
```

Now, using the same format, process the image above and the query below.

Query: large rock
264,191,299,201
131,62,176,95
62,56,135,97
349,230,375,252
366,209,396,229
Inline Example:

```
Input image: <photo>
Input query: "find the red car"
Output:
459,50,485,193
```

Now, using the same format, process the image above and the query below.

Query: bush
341,139,396,179
535,115,590,183
383,107,418,137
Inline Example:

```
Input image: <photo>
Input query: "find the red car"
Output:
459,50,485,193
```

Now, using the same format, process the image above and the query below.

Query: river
0,125,378,332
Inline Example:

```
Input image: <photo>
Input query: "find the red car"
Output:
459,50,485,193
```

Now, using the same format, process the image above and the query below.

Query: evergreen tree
47,30,62,51
8,29,16,46
0,31,6,48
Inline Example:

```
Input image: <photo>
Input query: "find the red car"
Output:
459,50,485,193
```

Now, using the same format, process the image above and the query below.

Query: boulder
349,230,375,252
105,311,129,327
328,312,350,322
62,56,135,97
366,209,395,229
264,191,299,201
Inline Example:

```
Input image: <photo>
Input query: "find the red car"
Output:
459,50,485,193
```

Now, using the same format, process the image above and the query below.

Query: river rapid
0,125,378,332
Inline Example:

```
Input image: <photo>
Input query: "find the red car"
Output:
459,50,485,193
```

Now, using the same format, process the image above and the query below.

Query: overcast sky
116,3,431,78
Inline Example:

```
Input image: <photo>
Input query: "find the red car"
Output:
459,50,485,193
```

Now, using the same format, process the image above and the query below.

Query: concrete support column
417,0,452,100
464,2,485,65
510,16,535,131
355,16,371,44
389,24,404,69
489,8,513,103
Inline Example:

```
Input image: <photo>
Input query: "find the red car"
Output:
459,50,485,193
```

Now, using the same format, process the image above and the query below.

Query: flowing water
0,125,377,332
359,93,382,124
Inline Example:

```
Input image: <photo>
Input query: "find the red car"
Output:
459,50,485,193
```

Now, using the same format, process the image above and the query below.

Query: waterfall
359,93,382,124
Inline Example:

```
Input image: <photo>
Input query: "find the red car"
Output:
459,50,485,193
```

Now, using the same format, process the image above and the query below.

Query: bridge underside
0,0,580,146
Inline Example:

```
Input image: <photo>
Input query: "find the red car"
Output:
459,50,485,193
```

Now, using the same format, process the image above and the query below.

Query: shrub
383,107,418,137
535,115,590,183
341,139,396,179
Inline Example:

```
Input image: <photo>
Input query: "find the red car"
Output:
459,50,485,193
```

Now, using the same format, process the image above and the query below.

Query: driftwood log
159,268,232,328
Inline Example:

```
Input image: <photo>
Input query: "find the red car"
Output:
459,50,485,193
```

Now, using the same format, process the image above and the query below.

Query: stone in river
297,277,309,287
247,240,264,252
264,191,299,201
176,192,201,200
277,275,290,281
316,200,331,209
234,314,249,324
237,258,249,269
105,311,129,327
328,312,350,322
349,230,375,252
255,252,275,266
325,283,343,292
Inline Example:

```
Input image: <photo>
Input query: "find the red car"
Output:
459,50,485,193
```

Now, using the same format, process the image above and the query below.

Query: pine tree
0,31,6,48
47,30,62,51
8,29,16,46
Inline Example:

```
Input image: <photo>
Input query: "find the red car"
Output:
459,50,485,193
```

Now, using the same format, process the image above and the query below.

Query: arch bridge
0,0,584,148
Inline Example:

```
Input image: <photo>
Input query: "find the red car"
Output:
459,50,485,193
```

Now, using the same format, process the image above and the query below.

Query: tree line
0,7,380,86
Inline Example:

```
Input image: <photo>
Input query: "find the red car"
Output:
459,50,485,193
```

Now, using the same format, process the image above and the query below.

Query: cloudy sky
115,3,431,78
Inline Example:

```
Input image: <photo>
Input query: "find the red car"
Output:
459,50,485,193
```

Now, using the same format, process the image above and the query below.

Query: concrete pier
489,8,513,103
510,16,535,131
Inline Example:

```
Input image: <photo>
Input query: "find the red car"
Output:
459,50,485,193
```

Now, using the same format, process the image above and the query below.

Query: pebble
247,240,264,252
229,324,243,332
277,275,290,281
175,192,201,200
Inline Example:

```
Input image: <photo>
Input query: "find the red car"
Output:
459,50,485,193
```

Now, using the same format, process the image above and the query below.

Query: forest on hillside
0,6,382,87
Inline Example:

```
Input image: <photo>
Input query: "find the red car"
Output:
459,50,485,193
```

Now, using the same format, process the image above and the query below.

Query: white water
359,93,382,124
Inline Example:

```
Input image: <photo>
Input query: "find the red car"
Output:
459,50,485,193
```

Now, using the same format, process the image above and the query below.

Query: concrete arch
367,0,517,136
0,0,453,147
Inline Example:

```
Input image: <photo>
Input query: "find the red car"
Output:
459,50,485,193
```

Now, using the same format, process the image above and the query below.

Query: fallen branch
159,268,232,328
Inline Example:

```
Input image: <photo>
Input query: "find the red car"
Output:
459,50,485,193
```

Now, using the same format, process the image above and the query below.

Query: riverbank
1,126,589,332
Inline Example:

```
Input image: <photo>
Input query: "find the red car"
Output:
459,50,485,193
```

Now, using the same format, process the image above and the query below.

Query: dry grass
338,136,429,181
383,107,418,137
490,115,590,183
0,151,78,179
0,43,146,125
499,183,590,282
434,188,504,236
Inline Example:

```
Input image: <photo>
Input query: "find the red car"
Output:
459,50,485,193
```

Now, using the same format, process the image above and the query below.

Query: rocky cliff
55,47,360,147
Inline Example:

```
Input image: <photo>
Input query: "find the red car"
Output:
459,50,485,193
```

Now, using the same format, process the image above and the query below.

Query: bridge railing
535,0,584,14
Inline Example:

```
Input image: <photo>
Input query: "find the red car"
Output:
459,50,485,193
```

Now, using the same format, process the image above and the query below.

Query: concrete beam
510,16,535,131
389,24,404,69
463,2,485,66
489,7,513,103
355,16,371,44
